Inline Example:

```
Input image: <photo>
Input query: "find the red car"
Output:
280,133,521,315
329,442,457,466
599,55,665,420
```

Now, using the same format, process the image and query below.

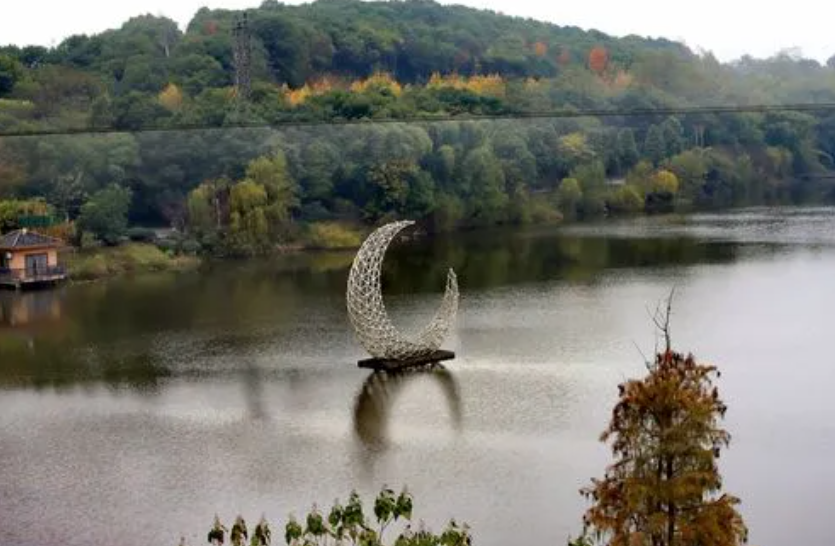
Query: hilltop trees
588,46,609,75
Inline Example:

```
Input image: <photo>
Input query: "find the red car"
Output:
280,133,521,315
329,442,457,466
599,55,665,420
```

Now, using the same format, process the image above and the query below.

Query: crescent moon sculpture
347,220,458,362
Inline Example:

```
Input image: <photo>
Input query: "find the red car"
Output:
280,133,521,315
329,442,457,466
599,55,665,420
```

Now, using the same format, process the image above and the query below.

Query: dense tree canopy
76,184,133,245
1,0,835,253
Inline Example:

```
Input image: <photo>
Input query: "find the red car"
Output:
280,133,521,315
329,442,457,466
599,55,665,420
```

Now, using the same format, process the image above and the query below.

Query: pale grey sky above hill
2,0,832,63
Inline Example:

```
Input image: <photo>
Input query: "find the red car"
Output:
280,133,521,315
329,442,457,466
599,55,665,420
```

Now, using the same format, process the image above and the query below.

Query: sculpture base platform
358,350,456,372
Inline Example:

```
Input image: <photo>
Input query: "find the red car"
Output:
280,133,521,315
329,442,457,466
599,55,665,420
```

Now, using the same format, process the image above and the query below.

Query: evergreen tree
644,124,667,166
662,117,685,157
617,128,640,171
76,185,132,245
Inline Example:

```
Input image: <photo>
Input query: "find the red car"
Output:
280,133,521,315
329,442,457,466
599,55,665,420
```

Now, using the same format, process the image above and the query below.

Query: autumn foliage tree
158,83,184,112
576,317,748,546
588,46,609,75
350,72,403,96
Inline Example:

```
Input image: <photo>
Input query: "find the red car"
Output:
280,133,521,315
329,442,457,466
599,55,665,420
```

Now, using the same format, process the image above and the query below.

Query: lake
2,207,834,546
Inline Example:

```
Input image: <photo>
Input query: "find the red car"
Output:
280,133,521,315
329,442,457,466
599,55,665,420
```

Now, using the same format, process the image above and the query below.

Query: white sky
1,0,832,63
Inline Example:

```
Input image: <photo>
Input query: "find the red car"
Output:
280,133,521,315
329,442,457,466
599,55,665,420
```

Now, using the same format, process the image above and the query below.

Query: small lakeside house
0,229,68,289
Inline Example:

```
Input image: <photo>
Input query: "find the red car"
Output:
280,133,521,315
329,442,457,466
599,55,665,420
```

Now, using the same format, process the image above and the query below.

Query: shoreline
65,243,201,283
57,204,832,284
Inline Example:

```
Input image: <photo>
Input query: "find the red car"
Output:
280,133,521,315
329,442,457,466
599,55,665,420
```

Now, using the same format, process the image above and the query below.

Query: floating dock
358,350,456,371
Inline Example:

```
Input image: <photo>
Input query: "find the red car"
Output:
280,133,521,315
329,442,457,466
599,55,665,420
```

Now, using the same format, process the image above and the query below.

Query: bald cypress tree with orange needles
577,329,748,546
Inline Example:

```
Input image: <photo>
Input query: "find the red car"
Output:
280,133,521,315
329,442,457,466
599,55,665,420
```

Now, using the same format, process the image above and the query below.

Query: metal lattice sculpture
347,220,458,360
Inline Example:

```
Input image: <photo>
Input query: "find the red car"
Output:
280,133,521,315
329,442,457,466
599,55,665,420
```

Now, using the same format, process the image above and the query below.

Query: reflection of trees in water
352,363,462,478
0,266,305,392
257,228,752,295
97,351,172,395
380,231,750,293
0,337,171,393
0,277,188,392
0,226,769,393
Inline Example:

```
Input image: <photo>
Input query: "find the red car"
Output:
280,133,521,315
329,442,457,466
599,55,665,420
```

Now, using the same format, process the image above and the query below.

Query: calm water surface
2,207,835,546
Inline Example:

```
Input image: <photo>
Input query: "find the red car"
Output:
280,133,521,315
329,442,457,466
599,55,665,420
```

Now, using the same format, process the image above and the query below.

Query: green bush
607,185,645,214
79,232,101,250
304,222,363,250
119,244,171,271
68,243,198,281
580,191,608,218
155,238,179,253
76,185,132,246
69,253,110,281
180,239,202,255
126,227,157,243
527,199,564,225
299,202,332,222
205,487,470,546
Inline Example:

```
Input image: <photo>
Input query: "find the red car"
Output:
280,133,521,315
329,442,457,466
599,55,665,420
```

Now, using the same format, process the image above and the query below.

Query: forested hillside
1,0,835,254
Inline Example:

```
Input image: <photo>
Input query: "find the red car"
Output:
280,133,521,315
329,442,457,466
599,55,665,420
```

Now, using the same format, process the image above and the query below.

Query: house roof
0,229,64,250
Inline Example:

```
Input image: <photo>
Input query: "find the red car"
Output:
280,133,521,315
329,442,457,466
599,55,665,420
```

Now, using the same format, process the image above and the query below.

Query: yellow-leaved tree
426,72,506,98
283,77,339,106
158,83,184,112
350,72,402,96
465,74,506,98
650,169,680,195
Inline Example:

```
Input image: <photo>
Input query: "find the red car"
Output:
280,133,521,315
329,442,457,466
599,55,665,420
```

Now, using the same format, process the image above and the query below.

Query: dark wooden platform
358,350,455,371
0,272,66,290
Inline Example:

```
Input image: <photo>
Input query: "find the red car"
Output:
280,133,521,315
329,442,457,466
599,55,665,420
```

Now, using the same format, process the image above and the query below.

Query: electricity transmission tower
232,12,252,102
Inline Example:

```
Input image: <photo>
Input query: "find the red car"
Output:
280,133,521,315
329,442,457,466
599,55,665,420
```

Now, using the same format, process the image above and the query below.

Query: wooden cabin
0,229,68,289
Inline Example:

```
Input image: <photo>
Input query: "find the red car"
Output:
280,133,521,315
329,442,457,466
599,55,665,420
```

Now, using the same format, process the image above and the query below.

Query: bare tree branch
651,286,676,353
645,302,662,356
645,286,678,361
632,339,652,371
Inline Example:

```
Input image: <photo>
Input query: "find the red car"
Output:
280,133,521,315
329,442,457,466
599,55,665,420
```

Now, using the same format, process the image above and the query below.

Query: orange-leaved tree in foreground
574,300,748,546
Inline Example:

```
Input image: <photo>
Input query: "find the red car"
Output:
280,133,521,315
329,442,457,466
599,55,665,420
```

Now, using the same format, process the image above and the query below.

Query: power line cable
2,102,835,138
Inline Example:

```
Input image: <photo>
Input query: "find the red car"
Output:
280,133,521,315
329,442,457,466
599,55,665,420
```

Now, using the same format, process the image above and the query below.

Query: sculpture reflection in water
242,358,267,421
352,363,462,477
